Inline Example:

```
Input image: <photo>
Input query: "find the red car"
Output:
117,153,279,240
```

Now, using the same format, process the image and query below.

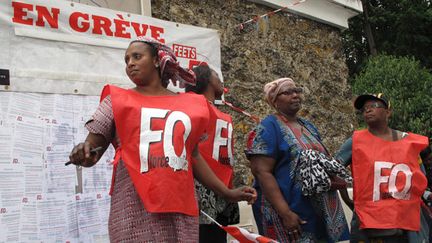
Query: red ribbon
236,0,306,30
223,100,260,123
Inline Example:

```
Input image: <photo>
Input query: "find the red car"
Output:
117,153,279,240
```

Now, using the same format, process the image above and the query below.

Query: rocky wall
152,0,357,186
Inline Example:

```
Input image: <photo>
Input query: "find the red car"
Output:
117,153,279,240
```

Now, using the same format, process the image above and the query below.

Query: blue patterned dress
246,114,349,243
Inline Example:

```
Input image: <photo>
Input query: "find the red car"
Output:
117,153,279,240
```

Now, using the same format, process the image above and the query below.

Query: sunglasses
278,87,303,96
361,102,387,112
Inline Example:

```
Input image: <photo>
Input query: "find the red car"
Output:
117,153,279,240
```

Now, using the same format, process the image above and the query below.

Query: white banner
0,0,221,95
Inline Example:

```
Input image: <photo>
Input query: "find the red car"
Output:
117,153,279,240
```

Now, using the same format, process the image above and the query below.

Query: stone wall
152,0,356,186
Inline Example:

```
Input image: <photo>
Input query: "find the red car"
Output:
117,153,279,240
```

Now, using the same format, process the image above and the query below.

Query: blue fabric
246,115,319,233
334,137,352,166
246,115,349,242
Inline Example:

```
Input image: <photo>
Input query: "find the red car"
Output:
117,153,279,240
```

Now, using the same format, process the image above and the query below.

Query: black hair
186,65,212,94
420,145,432,161
129,40,158,57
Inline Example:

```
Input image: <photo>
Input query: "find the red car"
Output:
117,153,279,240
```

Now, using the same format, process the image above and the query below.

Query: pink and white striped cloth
223,225,278,243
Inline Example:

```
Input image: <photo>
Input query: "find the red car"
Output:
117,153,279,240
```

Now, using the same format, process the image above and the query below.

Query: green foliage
343,0,432,76
353,55,432,137
342,14,368,76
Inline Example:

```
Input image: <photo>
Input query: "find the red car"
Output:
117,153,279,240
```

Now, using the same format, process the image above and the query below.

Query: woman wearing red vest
68,37,256,242
336,93,430,242
185,65,240,243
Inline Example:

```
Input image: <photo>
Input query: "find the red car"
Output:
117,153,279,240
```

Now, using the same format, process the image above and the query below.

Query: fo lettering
212,119,234,166
373,161,412,201
139,108,191,173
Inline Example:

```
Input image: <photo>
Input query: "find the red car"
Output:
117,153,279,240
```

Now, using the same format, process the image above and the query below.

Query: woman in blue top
246,78,349,242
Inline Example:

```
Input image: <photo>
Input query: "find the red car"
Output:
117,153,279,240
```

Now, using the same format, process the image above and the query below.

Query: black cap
354,93,390,110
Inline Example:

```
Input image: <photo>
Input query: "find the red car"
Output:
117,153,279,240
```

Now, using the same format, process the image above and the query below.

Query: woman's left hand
225,186,257,204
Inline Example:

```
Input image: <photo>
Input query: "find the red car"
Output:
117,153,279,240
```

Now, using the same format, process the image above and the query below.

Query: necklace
277,112,304,133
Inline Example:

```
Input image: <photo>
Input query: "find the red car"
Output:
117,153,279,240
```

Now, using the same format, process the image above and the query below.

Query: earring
155,64,159,68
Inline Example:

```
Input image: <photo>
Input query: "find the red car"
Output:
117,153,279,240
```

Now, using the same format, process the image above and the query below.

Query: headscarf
133,36,196,86
263,77,296,108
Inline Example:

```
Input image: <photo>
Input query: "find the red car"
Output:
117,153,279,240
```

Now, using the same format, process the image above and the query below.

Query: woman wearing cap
186,65,240,243
336,93,430,242
246,78,350,242
68,37,256,242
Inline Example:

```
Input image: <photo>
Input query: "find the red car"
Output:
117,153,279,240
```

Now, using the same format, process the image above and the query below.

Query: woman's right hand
280,210,307,242
68,142,99,167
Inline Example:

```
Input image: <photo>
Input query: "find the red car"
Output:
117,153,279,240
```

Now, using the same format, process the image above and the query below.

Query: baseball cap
354,93,390,110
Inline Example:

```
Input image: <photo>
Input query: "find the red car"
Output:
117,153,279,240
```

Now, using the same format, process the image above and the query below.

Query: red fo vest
352,129,428,230
103,85,209,216
193,103,234,188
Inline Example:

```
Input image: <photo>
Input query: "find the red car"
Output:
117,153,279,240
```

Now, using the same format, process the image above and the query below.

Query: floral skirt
108,161,198,243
